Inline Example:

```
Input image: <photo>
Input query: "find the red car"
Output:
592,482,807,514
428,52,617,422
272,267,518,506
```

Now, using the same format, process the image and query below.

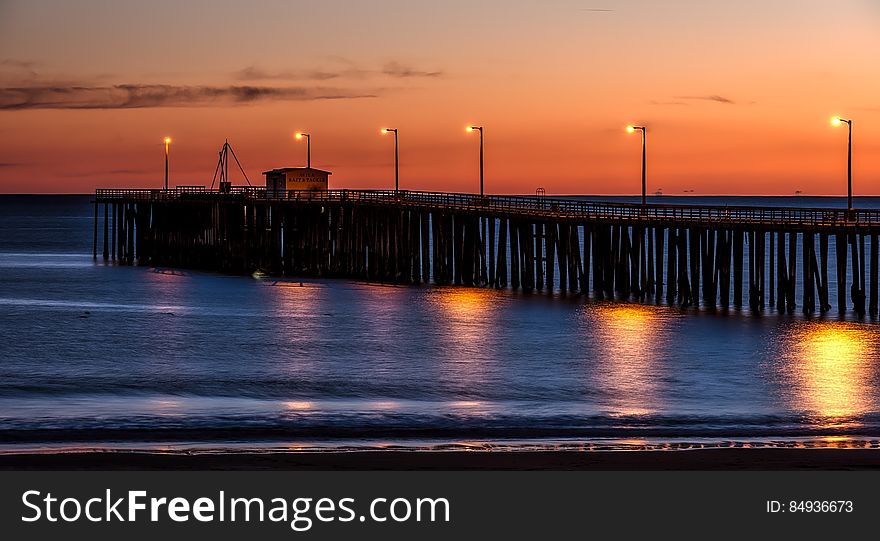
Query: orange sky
1,0,878,195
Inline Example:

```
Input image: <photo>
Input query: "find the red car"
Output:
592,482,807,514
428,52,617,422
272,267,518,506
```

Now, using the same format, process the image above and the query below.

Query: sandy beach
3,448,880,470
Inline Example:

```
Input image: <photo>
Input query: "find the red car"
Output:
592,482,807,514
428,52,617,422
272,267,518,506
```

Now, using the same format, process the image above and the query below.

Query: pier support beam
733,230,743,309
582,225,591,295
871,234,879,317
836,233,847,315
655,227,664,302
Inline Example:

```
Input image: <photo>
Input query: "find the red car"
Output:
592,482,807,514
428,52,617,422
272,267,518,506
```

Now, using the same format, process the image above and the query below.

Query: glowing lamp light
626,125,635,134
466,126,474,133
295,132,304,140
829,115,854,210
163,136,172,191
380,128,399,192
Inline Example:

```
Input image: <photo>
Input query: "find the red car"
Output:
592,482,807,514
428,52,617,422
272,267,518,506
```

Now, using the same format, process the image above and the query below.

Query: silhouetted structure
93,188,880,317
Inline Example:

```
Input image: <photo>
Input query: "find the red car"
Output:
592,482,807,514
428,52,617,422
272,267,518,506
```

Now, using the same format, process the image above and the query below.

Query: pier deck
94,188,880,317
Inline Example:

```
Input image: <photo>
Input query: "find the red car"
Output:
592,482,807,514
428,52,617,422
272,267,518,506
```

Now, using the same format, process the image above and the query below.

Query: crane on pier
210,140,252,193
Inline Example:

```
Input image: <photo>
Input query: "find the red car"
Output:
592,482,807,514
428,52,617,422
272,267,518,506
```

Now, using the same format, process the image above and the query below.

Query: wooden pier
94,188,880,317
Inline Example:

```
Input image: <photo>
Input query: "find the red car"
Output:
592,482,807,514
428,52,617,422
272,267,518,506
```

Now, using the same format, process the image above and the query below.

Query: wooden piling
570,225,582,293
678,228,691,306
819,233,831,313
748,231,757,310
510,219,520,290
535,222,544,290
666,228,677,305
496,217,508,288
836,233,847,315
422,212,431,283
546,222,556,292
582,225,591,294
591,227,603,299
479,217,488,286
871,234,879,317
646,227,655,296
803,232,814,314
776,232,787,312
757,231,766,309
558,223,569,294
487,216,496,287
102,203,109,261
733,230,743,309
655,227,664,302
521,222,535,292
787,232,797,313
769,232,775,308
719,230,731,309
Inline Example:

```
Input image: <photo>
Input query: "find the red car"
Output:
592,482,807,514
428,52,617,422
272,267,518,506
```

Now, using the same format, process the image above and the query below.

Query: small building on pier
264,167,331,195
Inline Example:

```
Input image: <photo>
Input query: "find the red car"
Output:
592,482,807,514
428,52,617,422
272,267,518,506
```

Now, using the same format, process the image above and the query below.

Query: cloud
0,59,40,81
674,94,737,104
234,65,368,81
235,60,442,81
0,162,27,167
0,84,377,110
1,59,39,69
579,8,614,12
381,61,443,78
60,167,152,177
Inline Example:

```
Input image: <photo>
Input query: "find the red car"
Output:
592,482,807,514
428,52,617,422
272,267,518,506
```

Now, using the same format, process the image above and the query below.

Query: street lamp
163,136,171,190
831,116,853,210
381,128,399,194
626,125,647,205
295,132,311,168
466,125,484,197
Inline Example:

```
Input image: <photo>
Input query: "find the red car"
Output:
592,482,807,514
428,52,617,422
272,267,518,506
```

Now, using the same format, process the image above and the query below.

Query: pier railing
95,188,880,228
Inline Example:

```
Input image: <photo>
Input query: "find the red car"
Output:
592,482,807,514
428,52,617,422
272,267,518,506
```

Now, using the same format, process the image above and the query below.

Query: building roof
262,167,332,175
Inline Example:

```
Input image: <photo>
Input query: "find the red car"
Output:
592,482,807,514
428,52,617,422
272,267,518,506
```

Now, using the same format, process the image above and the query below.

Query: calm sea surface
2,194,880,452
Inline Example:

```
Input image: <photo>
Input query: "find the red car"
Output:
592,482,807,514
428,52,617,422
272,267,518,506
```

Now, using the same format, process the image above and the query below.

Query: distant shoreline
3,448,880,470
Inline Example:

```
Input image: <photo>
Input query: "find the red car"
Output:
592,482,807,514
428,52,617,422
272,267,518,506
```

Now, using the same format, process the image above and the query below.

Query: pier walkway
94,188,880,317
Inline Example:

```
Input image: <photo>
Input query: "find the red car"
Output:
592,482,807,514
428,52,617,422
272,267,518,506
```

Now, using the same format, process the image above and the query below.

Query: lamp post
381,128,399,194
163,137,171,190
466,125,484,197
295,132,311,168
626,125,647,206
831,116,853,210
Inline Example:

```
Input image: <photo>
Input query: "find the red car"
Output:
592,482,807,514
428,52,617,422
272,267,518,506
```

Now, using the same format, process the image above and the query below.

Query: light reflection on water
590,304,667,417
4,263,880,449
9,194,880,453
4,194,880,449
430,288,500,394
780,322,880,427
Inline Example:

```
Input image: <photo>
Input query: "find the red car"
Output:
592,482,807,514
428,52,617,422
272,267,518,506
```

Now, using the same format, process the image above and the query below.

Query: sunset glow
1,0,878,194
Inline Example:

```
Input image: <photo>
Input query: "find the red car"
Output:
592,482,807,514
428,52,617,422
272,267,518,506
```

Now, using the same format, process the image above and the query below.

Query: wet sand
2,448,880,470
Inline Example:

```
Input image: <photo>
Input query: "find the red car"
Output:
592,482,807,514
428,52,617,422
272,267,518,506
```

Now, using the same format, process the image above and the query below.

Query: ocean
1,194,880,453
